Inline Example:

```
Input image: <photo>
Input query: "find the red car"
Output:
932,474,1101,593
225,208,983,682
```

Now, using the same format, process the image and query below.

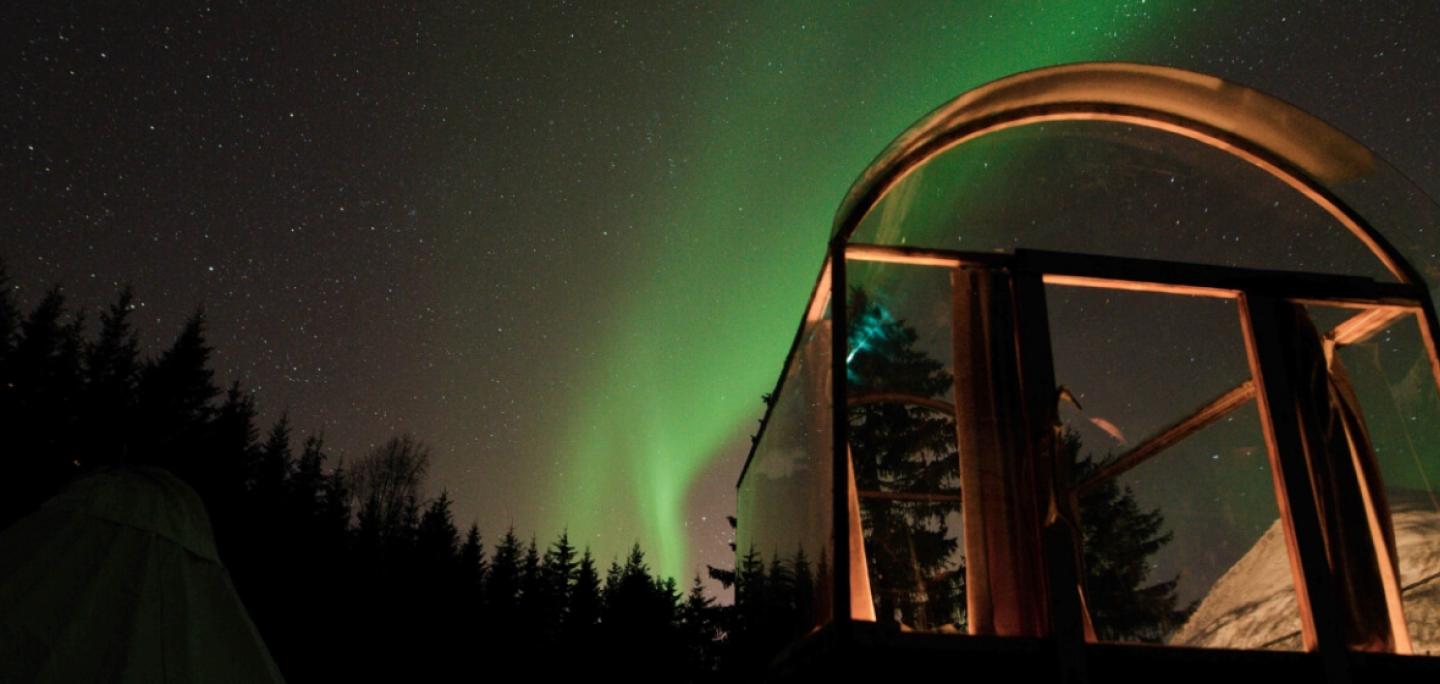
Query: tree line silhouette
0,266,1188,679
0,266,829,680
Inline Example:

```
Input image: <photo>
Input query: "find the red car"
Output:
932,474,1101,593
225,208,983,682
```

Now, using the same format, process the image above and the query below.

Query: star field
3,2,1437,585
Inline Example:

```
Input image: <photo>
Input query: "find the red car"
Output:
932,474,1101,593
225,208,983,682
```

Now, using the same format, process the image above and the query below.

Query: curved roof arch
833,62,1433,288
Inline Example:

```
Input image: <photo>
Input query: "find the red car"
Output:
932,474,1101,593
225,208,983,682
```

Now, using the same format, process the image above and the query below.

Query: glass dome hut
735,63,1440,680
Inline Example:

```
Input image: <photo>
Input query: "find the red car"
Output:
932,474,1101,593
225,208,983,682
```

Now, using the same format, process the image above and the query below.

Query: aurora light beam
534,3,1196,580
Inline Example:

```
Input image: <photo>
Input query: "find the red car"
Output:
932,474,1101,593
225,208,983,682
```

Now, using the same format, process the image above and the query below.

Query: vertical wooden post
1012,270,1092,682
1239,294,1351,683
846,447,878,621
950,266,1048,637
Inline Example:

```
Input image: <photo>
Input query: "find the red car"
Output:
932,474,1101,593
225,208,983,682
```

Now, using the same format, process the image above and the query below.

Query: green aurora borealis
13,2,1437,588
517,3,1204,581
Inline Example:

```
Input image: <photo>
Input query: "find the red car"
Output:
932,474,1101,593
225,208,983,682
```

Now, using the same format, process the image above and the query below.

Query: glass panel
845,259,957,400
851,121,1394,282
1047,286,1252,447
1322,308,1440,655
1048,285,1302,649
736,298,834,645
845,259,965,631
1326,155,1440,304
1083,403,1299,650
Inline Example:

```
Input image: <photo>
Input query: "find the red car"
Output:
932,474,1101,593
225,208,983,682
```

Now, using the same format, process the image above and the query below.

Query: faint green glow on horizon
542,3,1197,580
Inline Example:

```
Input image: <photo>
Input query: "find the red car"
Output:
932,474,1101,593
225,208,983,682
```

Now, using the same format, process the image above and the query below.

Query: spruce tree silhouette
0,276,753,681
540,530,577,643
485,527,523,646
3,288,84,527
845,288,965,630
844,287,1184,639
81,287,139,466
417,491,460,571
1070,431,1193,642
599,544,683,677
680,574,720,676
567,547,604,656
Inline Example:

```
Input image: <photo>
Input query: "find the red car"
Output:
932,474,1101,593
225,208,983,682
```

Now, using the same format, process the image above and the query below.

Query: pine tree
541,530,578,639
605,544,650,628
764,554,796,648
719,545,769,674
486,527,522,632
137,310,218,471
416,492,460,571
792,546,815,636
518,536,546,641
204,383,258,537
1072,431,1192,642
320,464,352,540
600,544,681,676
143,310,218,422
847,287,1186,641
81,287,139,465
680,575,719,676
411,491,463,676
459,523,487,591
2,289,84,527
603,557,624,609
846,288,965,630
733,545,767,636
456,522,487,654
567,547,603,637
85,287,139,395
394,494,420,554
289,434,327,521
256,414,294,498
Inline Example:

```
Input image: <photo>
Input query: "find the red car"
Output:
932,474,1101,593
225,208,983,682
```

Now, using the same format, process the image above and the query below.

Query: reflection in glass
1046,285,1302,648
851,121,1393,281
846,278,965,632
1323,309,1440,655
1083,404,1299,650
736,310,834,642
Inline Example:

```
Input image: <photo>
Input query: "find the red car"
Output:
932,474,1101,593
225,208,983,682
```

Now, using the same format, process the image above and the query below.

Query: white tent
0,466,285,683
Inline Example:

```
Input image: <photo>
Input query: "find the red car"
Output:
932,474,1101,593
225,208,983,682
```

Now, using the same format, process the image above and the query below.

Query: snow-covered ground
1170,490,1440,655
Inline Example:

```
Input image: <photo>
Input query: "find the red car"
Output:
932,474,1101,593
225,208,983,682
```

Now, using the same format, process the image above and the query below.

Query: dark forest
0,266,837,681
0,267,1185,680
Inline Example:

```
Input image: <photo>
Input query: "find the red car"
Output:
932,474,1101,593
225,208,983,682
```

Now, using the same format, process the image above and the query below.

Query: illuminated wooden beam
805,260,832,323
846,447,877,622
1074,381,1257,496
1018,249,1423,308
845,243,1002,269
1071,305,1403,498
1327,305,1413,346
1041,274,1236,299
1239,294,1344,657
846,243,1426,310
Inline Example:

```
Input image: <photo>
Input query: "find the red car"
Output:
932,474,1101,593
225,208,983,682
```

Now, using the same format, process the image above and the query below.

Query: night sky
4,2,1438,586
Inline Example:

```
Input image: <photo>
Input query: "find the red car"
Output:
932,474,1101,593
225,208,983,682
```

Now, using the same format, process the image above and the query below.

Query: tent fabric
0,466,285,683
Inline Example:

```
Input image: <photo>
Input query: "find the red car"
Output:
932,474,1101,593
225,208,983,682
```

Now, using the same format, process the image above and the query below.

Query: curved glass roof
834,62,1439,293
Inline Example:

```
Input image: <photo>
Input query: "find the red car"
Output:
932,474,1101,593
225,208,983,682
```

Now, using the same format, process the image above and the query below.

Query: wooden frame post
1240,294,1353,683
950,266,1049,637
